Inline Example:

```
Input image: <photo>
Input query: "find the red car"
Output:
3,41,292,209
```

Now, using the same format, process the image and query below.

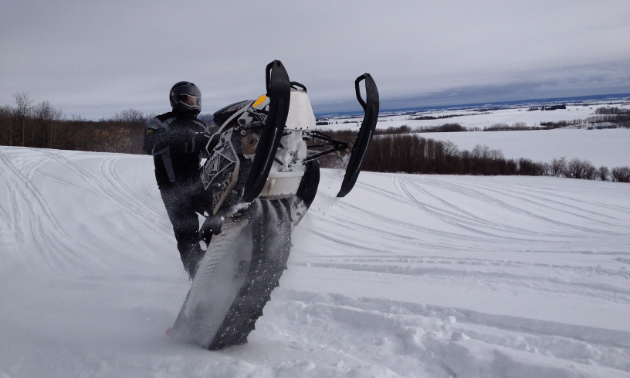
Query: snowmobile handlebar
265,60,287,96
354,73,377,111
290,81,307,93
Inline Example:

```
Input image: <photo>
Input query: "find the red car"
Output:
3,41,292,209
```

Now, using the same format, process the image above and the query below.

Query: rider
143,81,214,278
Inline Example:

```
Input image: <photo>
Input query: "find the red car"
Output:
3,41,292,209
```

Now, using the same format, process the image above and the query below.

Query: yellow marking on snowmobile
252,94,267,108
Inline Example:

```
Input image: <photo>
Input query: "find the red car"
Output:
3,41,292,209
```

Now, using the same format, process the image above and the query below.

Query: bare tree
442,141,459,157
549,157,567,177
471,144,489,159
566,158,584,179
13,92,33,146
565,158,597,179
597,166,610,181
33,101,64,148
488,148,504,160
0,105,14,145
611,167,630,183
584,163,597,180
111,109,145,123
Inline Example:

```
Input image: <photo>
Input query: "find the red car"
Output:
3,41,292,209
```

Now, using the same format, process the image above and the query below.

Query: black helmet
170,81,201,117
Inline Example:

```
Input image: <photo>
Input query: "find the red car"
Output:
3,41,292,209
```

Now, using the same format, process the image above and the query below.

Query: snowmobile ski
242,60,291,202
337,73,379,197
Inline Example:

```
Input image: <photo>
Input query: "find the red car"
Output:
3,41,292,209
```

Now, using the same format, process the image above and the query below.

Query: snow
377,106,603,129
370,101,630,129
410,128,630,168
335,103,630,131
2,146,630,377
323,104,630,168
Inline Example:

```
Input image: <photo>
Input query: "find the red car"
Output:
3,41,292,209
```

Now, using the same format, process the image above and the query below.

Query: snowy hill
1,146,630,377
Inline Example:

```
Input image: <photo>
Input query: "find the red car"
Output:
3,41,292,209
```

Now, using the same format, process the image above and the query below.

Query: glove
192,132,210,153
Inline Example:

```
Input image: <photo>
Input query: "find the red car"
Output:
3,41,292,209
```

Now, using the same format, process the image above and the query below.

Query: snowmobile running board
337,73,379,197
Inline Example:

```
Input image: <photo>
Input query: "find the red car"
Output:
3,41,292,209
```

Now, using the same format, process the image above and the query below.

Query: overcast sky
1,0,629,119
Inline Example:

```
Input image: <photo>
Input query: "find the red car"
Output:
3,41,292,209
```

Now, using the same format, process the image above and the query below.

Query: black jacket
143,112,209,188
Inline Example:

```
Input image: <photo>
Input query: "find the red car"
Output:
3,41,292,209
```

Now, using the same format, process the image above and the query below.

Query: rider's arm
144,116,193,154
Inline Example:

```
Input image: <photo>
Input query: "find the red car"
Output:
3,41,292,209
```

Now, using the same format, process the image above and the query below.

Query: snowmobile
168,60,379,350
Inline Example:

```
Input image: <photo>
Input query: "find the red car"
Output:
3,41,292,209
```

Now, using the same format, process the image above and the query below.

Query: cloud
1,0,629,119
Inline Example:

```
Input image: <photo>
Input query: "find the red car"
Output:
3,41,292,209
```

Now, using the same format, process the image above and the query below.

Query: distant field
321,103,630,168
326,103,630,130
417,128,629,168
380,105,600,129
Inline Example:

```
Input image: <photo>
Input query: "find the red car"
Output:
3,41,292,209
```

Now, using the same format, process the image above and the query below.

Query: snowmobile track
170,198,293,350
206,198,292,350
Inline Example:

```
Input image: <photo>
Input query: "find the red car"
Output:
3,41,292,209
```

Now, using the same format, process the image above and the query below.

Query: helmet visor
178,94,201,109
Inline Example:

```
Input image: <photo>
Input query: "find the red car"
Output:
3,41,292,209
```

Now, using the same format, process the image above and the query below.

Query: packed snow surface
1,146,630,378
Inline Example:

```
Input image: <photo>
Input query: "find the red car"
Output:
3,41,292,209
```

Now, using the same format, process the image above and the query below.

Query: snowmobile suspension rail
303,131,349,162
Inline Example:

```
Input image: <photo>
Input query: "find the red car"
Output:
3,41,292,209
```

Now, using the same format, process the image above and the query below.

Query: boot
182,243,205,280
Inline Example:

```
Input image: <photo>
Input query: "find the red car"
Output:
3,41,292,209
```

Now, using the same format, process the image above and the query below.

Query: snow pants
159,179,212,275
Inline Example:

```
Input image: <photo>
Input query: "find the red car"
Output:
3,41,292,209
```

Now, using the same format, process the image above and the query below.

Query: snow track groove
0,148,91,273
406,177,620,236
0,147,174,276
41,150,172,235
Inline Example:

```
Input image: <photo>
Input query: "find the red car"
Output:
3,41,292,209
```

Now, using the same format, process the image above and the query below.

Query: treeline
372,123,527,134
484,122,541,131
319,131,630,183
2,94,628,183
0,92,218,153
594,106,630,115
408,113,468,121
528,104,567,111
0,93,148,153
540,114,630,129
536,107,630,129
361,134,521,175
415,123,473,133
372,124,471,135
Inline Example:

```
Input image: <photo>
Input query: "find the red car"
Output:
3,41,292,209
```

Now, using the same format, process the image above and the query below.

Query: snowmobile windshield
178,94,201,109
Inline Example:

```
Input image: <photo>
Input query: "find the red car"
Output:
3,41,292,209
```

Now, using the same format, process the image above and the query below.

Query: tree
13,92,33,147
611,167,630,183
549,157,567,177
111,109,145,123
565,158,597,180
33,101,64,148
584,164,597,180
597,166,609,181
0,105,15,146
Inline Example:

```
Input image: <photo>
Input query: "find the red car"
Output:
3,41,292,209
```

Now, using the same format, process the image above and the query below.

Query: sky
1,0,629,119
